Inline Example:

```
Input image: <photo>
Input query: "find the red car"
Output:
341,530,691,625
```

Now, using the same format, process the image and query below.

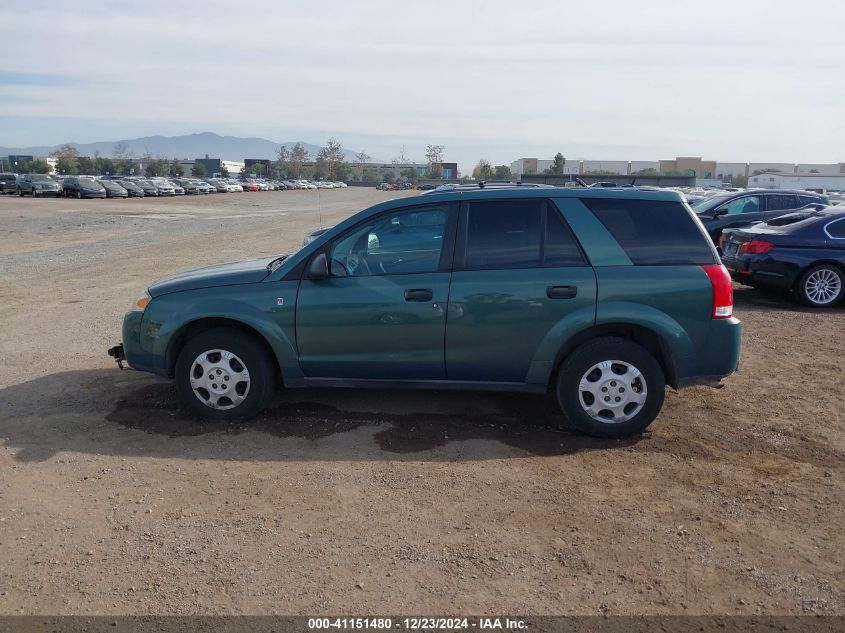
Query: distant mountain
0,132,367,162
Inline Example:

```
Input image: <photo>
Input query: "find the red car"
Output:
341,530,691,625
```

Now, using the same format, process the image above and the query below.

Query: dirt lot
0,190,842,616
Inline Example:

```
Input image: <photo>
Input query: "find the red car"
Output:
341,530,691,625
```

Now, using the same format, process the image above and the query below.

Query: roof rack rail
424,181,555,194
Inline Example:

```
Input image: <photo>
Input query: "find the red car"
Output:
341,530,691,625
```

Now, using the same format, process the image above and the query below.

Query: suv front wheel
175,328,277,420
556,337,665,438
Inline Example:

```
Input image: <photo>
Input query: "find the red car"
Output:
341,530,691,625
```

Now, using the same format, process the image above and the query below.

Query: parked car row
4,173,349,198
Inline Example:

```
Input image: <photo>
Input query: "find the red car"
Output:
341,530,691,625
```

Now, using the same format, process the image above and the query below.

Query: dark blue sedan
721,206,845,307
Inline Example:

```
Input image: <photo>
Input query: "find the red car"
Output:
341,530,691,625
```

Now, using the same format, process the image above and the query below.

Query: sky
1,0,844,171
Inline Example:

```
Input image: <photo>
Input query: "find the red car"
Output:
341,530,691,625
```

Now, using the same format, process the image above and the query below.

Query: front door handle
404,288,433,302
547,285,577,299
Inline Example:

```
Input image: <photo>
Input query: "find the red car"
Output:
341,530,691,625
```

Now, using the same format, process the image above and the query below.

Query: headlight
34,184,43,189
131,290,151,312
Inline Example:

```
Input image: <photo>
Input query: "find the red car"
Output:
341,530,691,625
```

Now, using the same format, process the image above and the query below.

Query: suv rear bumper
688,316,741,383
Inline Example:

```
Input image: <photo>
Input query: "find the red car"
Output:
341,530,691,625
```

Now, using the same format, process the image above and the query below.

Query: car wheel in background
797,264,843,307
17,188,23,196
556,337,665,438
175,328,277,420
76,190,82,199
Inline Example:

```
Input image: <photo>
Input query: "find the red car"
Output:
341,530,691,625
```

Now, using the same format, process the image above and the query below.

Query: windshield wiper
266,255,288,272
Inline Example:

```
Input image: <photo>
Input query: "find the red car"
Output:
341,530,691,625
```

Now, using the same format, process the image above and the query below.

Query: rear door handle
404,288,433,302
547,285,577,299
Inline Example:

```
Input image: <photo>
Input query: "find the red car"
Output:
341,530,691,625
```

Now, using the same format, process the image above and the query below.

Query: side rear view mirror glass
308,252,329,279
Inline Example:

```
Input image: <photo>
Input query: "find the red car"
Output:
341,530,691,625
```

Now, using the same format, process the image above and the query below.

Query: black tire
796,264,844,308
76,190,82,199
556,337,665,438
175,328,277,420
17,188,23,197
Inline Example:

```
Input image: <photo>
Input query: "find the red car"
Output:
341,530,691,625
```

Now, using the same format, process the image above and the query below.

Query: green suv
109,186,740,438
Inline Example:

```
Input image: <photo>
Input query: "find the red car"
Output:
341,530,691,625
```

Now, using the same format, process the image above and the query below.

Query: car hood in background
148,257,275,297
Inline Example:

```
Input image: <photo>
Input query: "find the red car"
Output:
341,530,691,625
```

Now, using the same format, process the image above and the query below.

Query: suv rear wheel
175,328,277,420
556,337,665,438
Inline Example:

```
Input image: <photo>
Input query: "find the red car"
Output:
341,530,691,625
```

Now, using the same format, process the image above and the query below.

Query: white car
225,182,243,192
153,180,175,196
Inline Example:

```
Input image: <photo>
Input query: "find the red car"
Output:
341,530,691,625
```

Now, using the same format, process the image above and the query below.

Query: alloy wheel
804,268,842,305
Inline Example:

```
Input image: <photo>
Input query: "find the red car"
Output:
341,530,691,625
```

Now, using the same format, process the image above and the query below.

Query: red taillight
701,264,733,319
739,239,773,255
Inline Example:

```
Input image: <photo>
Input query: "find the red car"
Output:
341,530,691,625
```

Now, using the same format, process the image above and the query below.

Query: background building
658,157,717,178
748,173,845,192
510,158,553,176
581,160,628,175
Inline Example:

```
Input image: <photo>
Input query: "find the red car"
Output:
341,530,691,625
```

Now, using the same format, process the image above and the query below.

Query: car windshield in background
80,178,99,186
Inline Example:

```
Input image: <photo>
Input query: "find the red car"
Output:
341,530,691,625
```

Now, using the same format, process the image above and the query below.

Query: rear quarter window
581,198,716,265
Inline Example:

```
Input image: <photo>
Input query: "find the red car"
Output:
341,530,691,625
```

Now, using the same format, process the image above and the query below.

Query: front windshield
692,195,730,213
32,175,53,183
80,178,100,187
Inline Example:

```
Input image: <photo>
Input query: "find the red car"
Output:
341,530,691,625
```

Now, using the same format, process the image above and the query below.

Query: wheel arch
549,323,679,390
165,317,282,380
794,259,845,288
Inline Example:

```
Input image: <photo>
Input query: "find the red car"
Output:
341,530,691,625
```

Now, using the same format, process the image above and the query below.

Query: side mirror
714,208,728,217
307,252,329,279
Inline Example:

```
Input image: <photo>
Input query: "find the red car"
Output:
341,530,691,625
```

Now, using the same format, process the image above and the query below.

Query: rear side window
582,198,716,265
465,200,542,269
799,195,821,206
463,199,585,270
767,194,798,211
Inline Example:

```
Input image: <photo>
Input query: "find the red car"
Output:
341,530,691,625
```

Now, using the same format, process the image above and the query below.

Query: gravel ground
0,190,842,616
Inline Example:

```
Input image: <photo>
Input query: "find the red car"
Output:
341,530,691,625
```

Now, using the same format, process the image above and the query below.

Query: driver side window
723,196,760,215
329,203,452,277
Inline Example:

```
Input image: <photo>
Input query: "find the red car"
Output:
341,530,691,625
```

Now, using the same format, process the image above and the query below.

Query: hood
148,257,277,297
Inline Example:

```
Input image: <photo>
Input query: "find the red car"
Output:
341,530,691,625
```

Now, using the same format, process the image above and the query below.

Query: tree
392,145,410,166
145,159,166,177
112,141,136,176
336,162,353,182
472,159,494,180
493,165,513,180
95,157,116,175
399,167,419,183
276,146,290,177
51,144,80,174
548,152,566,175
76,156,96,175
315,137,345,180
284,143,310,178
192,161,207,177
169,160,184,177
355,150,371,164
634,168,659,176
424,144,445,178
246,163,266,177
26,159,51,173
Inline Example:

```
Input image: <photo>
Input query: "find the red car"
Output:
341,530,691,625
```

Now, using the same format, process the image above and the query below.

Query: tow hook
108,344,127,370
